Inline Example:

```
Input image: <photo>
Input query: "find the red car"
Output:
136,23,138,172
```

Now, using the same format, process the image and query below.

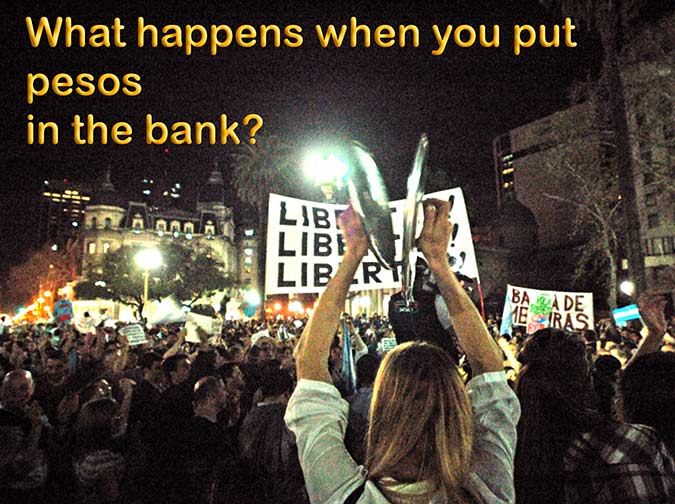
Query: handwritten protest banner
265,188,478,295
505,284,593,332
53,299,74,326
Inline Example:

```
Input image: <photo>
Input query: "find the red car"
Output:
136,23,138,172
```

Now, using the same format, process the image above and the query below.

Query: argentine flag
499,293,513,337
612,304,642,327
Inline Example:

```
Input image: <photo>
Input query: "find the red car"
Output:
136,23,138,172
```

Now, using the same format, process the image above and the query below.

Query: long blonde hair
365,342,474,504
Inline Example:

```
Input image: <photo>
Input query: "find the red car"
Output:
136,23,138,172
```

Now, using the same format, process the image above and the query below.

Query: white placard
118,324,148,346
185,313,218,343
380,337,398,352
265,188,478,295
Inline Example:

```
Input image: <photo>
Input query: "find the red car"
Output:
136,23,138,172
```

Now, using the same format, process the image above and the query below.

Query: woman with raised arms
285,199,520,504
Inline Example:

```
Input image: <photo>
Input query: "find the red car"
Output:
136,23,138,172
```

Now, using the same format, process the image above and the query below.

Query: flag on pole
341,319,356,395
499,292,513,337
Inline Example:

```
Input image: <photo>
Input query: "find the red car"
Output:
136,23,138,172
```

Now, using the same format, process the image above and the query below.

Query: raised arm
295,207,368,382
626,293,667,368
418,199,503,375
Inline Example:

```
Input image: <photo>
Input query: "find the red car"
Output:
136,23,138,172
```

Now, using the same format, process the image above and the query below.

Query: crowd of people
1,201,673,504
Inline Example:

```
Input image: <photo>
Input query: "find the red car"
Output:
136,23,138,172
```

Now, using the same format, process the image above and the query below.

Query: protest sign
119,324,148,346
612,304,642,327
526,292,554,334
53,299,74,326
265,188,478,295
381,337,398,352
504,284,594,332
185,312,218,343
147,296,187,326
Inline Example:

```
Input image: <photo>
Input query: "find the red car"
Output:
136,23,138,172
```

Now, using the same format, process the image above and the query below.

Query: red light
164,148,170,153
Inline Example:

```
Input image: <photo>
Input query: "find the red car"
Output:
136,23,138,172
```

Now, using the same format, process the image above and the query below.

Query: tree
76,241,236,319
6,240,81,309
552,0,648,292
231,135,315,297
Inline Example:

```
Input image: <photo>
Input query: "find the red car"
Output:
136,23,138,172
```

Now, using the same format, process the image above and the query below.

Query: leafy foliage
76,241,236,316
5,240,81,309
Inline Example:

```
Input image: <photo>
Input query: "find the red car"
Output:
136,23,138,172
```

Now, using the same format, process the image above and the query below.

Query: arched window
132,213,144,230
184,222,194,234
104,217,112,229
156,220,167,232
90,217,98,229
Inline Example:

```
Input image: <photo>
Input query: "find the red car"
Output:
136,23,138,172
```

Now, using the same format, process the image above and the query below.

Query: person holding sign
285,200,518,504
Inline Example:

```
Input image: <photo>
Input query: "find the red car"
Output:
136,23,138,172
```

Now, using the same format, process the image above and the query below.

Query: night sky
1,0,607,275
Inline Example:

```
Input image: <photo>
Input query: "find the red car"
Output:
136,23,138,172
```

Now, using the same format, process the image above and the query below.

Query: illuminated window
205,220,215,235
87,242,96,254
244,257,252,265
170,221,180,233
133,213,144,230
244,248,253,256
156,220,166,232
244,229,255,237
184,222,194,234
103,242,111,254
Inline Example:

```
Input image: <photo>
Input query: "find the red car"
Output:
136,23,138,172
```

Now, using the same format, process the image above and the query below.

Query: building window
87,242,96,255
104,217,112,229
90,217,97,229
132,213,144,230
103,242,111,254
205,220,215,236
647,213,660,229
156,220,166,232
643,173,655,186
184,222,194,234
645,193,657,207
244,257,252,265
244,229,255,237
170,221,180,233
244,248,253,256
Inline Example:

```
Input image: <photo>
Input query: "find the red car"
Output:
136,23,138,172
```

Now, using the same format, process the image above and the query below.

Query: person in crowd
186,376,251,504
0,370,48,498
72,398,126,504
515,324,675,503
592,354,622,419
219,362,245,430
619,293,675,458
286,201,519,503
239,366,306,503
345,353,380,464
33,349,76,425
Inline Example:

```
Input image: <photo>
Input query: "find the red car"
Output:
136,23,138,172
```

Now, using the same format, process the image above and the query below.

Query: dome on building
198,159,225,205
91,168,122,207
495,194,539,251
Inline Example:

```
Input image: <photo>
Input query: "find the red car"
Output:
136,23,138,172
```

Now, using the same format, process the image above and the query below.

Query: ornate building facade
79,163,260,304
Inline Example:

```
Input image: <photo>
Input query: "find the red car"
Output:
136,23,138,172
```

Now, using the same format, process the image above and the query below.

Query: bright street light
304,149,349,201
244,290,262,306
135,249,162,320
620,280,635,297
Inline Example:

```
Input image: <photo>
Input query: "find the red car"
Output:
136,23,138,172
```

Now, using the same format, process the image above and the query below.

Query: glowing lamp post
304,150,349,202
135,248,162,320
620,280,635,297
